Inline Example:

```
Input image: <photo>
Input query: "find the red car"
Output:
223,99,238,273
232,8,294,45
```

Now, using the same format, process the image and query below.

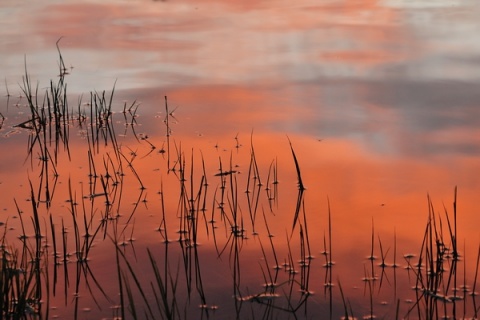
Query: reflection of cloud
35,3,208,50
293,78,480,157
382,0,464,8
2,0,479,87
319,50,402,66
361,80,480,155
120,76,480,160
20,0,411,86
2,0,479,161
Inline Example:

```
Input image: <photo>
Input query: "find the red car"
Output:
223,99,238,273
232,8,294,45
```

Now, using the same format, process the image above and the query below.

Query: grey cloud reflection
28,0,410,81
3,0,479,161
360,80,480,156
35,3,209,51
268,78,480,158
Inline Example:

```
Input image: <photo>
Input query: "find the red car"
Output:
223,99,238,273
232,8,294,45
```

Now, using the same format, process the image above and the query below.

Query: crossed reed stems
1,43,479,320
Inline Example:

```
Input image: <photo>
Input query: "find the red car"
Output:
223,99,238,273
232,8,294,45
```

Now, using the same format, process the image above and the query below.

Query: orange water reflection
2,89,479,318
2,0,480,318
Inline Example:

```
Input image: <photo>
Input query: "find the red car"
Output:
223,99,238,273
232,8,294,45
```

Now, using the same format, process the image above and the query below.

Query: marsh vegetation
1,46,479,320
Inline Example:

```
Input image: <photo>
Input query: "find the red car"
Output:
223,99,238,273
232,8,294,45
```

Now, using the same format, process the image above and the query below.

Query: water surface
1,0,480,319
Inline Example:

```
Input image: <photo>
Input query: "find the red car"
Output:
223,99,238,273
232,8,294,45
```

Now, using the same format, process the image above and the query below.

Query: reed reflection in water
0,47,480,319
2,0,480,319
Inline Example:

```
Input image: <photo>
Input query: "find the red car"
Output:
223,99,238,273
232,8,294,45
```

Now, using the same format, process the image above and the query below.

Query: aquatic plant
0,44,479,320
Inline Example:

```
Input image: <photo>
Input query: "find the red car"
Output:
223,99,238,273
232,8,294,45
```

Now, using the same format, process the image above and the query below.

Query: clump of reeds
4,42,480,320
401,189,469,319
0,191,45,318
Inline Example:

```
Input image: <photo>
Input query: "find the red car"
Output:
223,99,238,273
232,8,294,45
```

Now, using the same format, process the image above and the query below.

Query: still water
1,0,480,319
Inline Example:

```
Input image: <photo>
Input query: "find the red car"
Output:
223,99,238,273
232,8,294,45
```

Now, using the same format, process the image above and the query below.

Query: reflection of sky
3,0,480,82
1,1,480,162
0,0,480,310
2,2,480,318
